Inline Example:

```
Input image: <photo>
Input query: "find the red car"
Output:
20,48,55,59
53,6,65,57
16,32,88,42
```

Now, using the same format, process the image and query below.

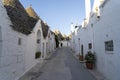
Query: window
91,24,93,27
97,16,100,19
18,38,22,45
105,40,114,51
37,39,40,44
88,43,92,49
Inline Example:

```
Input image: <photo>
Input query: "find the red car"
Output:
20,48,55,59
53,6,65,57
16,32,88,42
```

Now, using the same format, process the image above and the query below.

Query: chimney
85,0,91,18
71,22,74,33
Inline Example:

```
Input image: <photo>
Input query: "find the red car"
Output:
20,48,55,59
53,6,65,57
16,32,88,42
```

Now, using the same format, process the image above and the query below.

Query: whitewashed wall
24,20,43,74
71,0,120,80
93,0,120,80
0,3,45,80
0,1,56,79
70,33,76,52
0,1,27,80
49,33,55,52
79,24,93,56
61,41,70,47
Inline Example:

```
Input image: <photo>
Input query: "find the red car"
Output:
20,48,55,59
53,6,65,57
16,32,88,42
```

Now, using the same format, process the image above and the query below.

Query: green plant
85,51,95,63
55,34,59,48
35,52,41,59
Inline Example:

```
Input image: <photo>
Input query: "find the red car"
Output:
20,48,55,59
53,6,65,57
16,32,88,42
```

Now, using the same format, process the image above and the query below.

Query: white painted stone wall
71,0,120,79
0,2,55,79
70,32,76,52
93,0,120,79
49,33,55,52
61,41,70,47
0,1,27,80
74,27,91,56
24,20,42,74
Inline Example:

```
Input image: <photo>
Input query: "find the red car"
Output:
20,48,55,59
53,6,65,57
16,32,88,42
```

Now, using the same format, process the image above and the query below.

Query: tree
55,34,59,48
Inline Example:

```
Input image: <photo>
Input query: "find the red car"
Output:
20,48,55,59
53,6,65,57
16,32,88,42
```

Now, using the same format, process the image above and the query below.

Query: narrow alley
19,47,96,80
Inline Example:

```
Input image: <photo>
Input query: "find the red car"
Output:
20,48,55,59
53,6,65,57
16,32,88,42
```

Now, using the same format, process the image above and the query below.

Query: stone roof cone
2,0,26,13
26,5,39,19
2,0,38,35
41,20,49,39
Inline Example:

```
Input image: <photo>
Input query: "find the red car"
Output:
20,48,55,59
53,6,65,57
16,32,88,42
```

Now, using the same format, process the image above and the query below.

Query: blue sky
20,0,94,35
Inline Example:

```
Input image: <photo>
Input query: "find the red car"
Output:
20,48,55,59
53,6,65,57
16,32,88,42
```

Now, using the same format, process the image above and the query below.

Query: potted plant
85,51,95,69
35,51,41,59
79,53,84,61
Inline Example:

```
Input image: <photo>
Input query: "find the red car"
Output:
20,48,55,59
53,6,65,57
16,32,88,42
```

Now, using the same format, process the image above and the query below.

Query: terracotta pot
86,62,93,69
79,55,84,61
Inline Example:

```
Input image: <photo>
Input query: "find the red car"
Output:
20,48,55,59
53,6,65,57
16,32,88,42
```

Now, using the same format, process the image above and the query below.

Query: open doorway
42,43,44,58
81,45,84,58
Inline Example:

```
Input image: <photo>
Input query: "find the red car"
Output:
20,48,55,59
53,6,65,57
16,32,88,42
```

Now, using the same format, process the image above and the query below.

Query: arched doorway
36,30,41,52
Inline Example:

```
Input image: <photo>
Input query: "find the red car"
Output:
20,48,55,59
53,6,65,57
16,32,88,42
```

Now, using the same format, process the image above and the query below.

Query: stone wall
0,2,54,79
71,0,120,79
93,0,120,79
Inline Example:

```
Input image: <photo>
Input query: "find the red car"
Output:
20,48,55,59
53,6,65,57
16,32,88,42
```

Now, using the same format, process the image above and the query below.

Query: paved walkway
19,47,96,80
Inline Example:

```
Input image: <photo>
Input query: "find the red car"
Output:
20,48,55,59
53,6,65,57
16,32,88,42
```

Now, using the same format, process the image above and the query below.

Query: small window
97,16,100,19
18,38,22,45
88,43,92,49
91,24,93,27
37,39,40,44
105,40,114,51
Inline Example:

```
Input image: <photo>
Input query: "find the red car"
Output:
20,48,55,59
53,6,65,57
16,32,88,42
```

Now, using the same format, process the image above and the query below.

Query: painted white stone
70,0,120,80
0,1,56,80
59,41,70,47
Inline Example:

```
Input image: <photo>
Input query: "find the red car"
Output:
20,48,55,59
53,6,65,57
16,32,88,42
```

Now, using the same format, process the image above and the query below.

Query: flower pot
79,55,84,61
86,62,93,69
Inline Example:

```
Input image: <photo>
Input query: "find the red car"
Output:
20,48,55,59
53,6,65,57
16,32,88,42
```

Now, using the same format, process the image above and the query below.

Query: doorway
42,43,44,58
81,45,84,57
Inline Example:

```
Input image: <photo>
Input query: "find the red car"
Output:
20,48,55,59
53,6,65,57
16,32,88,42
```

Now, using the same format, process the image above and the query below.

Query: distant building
59,35,70,47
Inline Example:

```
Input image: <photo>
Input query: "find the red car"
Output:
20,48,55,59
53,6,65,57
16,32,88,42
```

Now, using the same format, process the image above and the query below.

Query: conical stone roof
40,20,49,39
26,6,39,19
26,5,49,38
2,0,38,35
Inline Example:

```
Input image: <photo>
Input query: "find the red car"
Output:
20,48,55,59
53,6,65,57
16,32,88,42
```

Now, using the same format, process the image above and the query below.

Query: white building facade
70,0,120,80
0,0,56,80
